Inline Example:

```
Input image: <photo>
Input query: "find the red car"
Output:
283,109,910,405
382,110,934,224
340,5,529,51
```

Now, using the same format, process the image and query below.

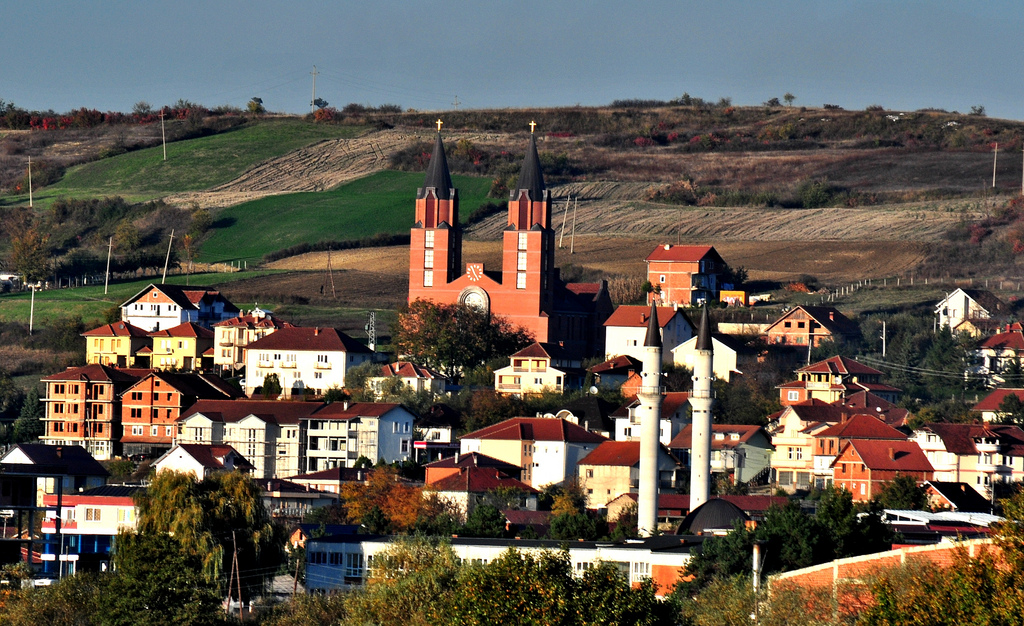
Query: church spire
514,124,546,202
420,131,453,200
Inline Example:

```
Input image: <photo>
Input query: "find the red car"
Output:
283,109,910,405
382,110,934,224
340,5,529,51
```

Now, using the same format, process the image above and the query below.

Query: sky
3,1,1024,120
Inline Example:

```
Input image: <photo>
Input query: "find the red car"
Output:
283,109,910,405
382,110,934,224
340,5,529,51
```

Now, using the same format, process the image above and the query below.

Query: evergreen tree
12,387,44,443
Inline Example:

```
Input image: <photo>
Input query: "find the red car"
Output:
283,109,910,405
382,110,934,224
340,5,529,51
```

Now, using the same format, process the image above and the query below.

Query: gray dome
677,498,749,535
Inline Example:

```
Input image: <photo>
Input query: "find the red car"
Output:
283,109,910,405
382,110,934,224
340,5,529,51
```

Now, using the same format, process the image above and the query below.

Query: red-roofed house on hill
612,392,691,445
244,327,373,398
767,399,848,493
148,322,215,371
830,440,933,501
212,306,293,376
577,441,679,508
367,361,447,399
120,283,240,332
973,388,1024,422
301,402,415,472
83,321,150,368
603,305,694,364
645,244,725,307
812,414,908,489
935,288,1008,331
765,306,860,349
431,467,539,519
975,323,1024,384
153,443,256,479
493,342,583,396
778,355,900,406
669,424,773,485
910,422,1024,498
459,417,607,488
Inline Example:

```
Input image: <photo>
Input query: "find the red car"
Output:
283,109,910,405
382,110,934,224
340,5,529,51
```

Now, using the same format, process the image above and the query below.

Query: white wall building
120,283,239,332
300,403,415,472
245,327,373,397
612,392,691,446
604,305,694,364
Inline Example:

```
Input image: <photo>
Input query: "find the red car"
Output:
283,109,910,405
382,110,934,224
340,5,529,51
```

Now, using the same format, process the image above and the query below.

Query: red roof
616,493,788,515
82,321,149,338
645,244,720,263
669,424,766,450
588,354,643,375
314,402,404,420
836,440,932,472
604,305,690,329
816,414,907,440
247,327,371,353
380,361,443,379
461,417,607,444
797,355,883,376
973,388,1024,412
172,444,256,471
41,364,146,384
579,441,642,466
148,321,214,339
213,311,293,330
509,342,574,360
430,467,537,494
565,283,602,296
979,329,1024,351
182,399,323,425
611,392,690,421
777,399,848,423
424,452,519,473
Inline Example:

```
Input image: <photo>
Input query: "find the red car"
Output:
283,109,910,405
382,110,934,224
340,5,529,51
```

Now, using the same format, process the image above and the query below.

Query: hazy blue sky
3,1,1023,119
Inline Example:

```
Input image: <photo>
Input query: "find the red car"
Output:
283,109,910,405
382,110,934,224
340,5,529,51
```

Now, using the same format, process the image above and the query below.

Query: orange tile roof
430,467,537,494
579,441,642,466
669,424,766,450
461,417,607,444
836,439,932,472
247,327,371,353
604,305,690,329
314,402,403,420
973,388,1024,412
148,321,214,339
816,414,907,440
82,321,149,338
645,244,720,263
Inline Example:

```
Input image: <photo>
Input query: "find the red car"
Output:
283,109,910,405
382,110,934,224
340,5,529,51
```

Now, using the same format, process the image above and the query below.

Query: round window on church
459,287,490,314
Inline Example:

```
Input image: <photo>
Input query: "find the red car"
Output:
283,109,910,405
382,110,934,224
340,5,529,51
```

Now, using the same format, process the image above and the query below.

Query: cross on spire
529,120,537,133
436,119,443,132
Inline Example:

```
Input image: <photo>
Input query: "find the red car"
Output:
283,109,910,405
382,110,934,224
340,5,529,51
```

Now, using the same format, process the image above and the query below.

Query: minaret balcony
637,385,663,397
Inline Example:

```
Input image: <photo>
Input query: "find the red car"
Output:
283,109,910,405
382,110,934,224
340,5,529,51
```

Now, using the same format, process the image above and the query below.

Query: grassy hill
27,119,365,207
197,171,493,264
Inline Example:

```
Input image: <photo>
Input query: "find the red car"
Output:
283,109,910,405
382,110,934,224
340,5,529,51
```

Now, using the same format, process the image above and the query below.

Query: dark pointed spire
514,130,546,201
421,132,453,200
697,305,713,352
644,301,661,348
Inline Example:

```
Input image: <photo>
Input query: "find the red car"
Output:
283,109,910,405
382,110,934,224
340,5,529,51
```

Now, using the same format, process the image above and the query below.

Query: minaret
637,301,663,537
409,120,460,301
689,305,715,510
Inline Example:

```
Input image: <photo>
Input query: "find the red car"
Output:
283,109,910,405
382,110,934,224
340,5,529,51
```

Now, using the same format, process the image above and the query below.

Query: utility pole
365,311,376,351
159,110,167,161
232,530,243,621
161,229,174,284
28,285,36,335
27,156,33,208
310,65,319,113
570,196,578,254
881,319,887,358
993,142,998,188
452,95,460,110
326,247,337,299
558,197,569,248
104,237,113,295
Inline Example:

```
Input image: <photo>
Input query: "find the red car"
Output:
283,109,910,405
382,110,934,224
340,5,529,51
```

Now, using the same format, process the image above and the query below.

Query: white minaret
689,306,715,510
637,301,663,537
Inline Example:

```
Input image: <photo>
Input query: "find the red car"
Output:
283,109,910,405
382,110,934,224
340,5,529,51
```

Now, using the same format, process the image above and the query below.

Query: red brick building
645,245,725,307
778,356,900,406
407,128,611,357
831,439,933,501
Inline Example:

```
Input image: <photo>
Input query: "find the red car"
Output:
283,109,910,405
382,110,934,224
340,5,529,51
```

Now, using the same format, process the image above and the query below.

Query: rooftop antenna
452,95,460,110
365,311,376,351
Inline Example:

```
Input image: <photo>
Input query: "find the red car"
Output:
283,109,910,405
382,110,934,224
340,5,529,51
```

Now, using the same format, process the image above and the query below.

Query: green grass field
197,171,493,264
29,119,366,207
0,271,275,327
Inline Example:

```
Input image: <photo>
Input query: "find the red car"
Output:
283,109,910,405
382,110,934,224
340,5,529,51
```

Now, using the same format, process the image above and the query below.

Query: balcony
315,362,332,370
258,360,273,368
280,361,297,369
218,340,234,347
975,442,1000,454
977,461,997,473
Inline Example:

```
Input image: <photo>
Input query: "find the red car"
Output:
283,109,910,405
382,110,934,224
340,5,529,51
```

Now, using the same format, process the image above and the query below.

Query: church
408,123,612,358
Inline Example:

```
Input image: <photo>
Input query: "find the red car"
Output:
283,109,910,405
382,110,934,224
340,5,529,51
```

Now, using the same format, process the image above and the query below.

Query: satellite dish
589,386,599,395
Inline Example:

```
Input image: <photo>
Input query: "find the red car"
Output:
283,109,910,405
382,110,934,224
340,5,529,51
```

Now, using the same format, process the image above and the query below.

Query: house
459,417,607,488
413,404,461,463
671,333,755,382
147,322,215,371
603,305,694,364
430,467,538,519
764,306,860,348
605,493,788,532
577,441,679,509
300,402,415,472
40,485,141,576
975,323,1024,383
82,321,150,368
177,399,321,479
830,439,933,502
120,283,240,332
645,244,725,307
910,422,1024,499
0,444,110,506
973,388,1024,422
286,466,371,495
406,130,612,359
836,391,911,428
588,354,643,389
40,364,149,460
778,355,900,406
153,443,256,479
120,372,240,458
924,481,994,513
547,396,620,439
811,414,908,489
244,327,374,398
935,288,1007,330
0,460,84,574
424,452,523,485
669,424,774,485
212,306,293,376
260,478,338,519
367,361,447,399
767,399,848,493
611,392,690,445
493,342,583,396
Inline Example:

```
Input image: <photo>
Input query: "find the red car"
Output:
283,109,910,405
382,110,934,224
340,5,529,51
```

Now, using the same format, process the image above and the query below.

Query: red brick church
408,124,612,357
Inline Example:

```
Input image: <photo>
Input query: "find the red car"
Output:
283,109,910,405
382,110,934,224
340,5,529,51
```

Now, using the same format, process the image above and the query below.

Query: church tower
409,124,461,301
501,125,557,340
637,301,663,537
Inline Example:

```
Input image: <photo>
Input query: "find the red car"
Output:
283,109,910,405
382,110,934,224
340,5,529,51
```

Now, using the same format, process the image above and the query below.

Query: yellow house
767,400,846,493
577,441,680,509
493,342,583,397
83,321,150,368
148,322,214,371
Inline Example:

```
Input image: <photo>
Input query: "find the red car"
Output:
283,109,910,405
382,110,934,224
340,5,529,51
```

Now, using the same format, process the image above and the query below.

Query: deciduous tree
875,473,927,511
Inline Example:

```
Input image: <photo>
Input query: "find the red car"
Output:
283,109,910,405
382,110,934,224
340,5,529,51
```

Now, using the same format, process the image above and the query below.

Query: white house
935,288,1007,330
212,306,293,376
300,402,415,472
120,283,240,332
494,342,584,396
152,443,256,479
672,333,753,383
367,361,447,399
611,392,691,446
604,305,694,364
244,327,374,398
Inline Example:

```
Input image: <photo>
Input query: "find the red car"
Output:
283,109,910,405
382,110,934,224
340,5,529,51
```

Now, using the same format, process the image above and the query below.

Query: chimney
56,446,62,459
343,400,349,410
888,447,895,460
314,327,320,336
829,311,835,321
454,452,460,465
473,455,478,466
664,244,671,250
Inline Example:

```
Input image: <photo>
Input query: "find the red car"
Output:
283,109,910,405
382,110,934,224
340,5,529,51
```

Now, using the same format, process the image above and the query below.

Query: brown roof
181,399,323,425
645,244,723,264
604,305,693,330
172,444,256,471
509,342,574,361
213,311,293,330
797,355,884,376
461,417,607,444
148,321,214,339
579,441,642,466
288,467,371,482
612,392,690,421
916,422,1023,456
313,402,404,420
669,424,767,450
616,492,788,516
767,306,860,337
41,364,146,384
777,399,848,423
125,372,240,401
424,452,519,474
588,354,643,375
380,361,443,379
836,439,932,472
952,288,1007,317
565,283,602,296
82,321,149,338
121,284,238,313
247,327,371,353
430,467,537,494
973,388,1024,412
816,414,907,440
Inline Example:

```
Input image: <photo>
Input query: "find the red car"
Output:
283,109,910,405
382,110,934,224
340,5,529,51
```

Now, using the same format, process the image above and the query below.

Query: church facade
408,125,612,358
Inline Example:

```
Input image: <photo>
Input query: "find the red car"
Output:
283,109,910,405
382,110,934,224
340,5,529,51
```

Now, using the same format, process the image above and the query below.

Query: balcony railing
315,362,332,370
280,361,297,369
258,360,273,367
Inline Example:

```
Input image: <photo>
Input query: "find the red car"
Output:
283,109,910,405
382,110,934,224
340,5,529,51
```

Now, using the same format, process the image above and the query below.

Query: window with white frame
423,270,433,287
517,251,527,271
424,250,434,269
517,272,526,289
518,232,528,250
424,230,434,248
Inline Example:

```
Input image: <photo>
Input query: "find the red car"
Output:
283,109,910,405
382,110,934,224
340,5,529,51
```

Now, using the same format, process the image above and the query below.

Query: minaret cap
697,305,713,352
514,131,546,201
420,131,453,200
644,301,661,348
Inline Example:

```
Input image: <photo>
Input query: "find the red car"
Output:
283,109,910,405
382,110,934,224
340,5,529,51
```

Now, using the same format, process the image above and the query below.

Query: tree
969,105,986,116
12,386,43,443
783,92,796,106
462,504,507,538
262,373,282,398
132,101,153,116
312,97,329,109
814,486,892,559
876,474,928,511
9,227,49,282
997,392,1024,425
340,465,424,533
0,370,24,426
247,97,265,114
393,301,533,381
764,97,781,107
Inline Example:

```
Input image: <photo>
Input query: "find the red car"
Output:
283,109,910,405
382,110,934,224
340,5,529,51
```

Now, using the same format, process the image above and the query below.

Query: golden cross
529,120,537,133
436,119,443,132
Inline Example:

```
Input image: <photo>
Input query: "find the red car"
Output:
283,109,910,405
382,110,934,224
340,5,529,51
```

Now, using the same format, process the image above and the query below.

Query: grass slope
197,171,493,264
35,119,365,206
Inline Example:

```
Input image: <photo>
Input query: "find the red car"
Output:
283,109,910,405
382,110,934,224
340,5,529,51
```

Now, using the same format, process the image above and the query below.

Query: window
518,232,528,250
404,422,410,433
309,551,327,565
517,272,526,289
131,425,144,436
787,390,799,402
423,270,433,287
131,392,143,401
401,439,410,454
517,251,527,271
85,508,101,521
659,274,666,283
151,425,160,436
345,552,364,577
317,354,328,363
314,372,323,379
423,249,434,269
424,230,434,248
586,469,594,478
